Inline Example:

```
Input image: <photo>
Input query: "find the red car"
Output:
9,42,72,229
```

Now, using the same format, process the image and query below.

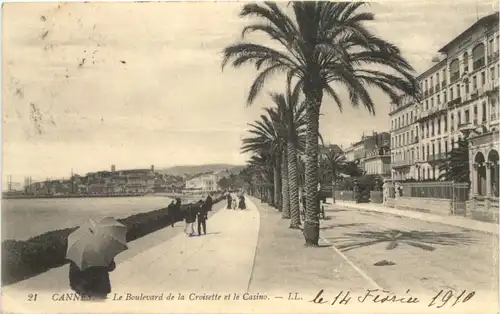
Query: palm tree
248,152,275,203
438,138,470,183
242,113,283,208
320,147,346,204
267,91,307,228
222,2,419,246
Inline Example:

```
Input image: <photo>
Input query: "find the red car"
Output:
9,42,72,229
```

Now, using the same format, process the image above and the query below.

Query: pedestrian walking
238,194,246,210
184,204,196,237
197,199,208,235
167,200,176,227
226,193,232,209
66,217,127,300
232,192,237,209
205,194,213,212
174,198,182,222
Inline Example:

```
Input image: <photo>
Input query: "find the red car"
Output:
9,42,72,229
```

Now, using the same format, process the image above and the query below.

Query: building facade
344,132,391,177
389,12,499,185
184,173,219,193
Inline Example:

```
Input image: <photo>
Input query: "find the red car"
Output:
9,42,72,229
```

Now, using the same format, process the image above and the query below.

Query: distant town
3,164,244,198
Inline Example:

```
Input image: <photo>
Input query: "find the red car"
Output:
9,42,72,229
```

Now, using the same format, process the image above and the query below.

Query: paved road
319,202,499,297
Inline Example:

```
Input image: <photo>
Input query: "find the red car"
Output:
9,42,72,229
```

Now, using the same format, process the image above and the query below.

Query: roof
438,12,499,53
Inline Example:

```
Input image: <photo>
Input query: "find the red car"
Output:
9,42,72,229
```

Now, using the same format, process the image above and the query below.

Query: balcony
392,159,412,168
448,97,462,106
473,58,485,71
424,90,429,98
429,87,435,94
450,72,460,83
441,81,446,89
428,153,448,162
488,51,499,64
486,80,499,93
435,84,440,92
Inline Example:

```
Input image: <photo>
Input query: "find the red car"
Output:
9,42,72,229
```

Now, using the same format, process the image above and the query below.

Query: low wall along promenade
1,194,224,286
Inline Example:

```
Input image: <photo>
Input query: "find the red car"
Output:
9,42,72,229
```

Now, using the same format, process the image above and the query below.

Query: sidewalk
3,201,260,314
329,199,499,236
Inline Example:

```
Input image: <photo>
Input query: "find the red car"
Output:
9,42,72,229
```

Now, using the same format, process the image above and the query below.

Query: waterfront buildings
389,12,499,184
184,173,219,193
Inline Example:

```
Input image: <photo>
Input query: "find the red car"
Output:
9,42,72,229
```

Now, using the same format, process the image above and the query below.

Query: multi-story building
389,12,499,184
344,132,391,177
184,173,219,193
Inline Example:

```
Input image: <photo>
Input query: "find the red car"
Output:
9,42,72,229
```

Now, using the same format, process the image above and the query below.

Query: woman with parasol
66,217,128,300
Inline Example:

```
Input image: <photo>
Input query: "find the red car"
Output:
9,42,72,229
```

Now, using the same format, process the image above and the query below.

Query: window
465,81,469,94
473,105,477,122
492,100,497,120
426,122,429,137
465,109,470,123
491,67,496,81
445,141,448,153
450,59,460,82
437,117,441,134
472,43,485,70
489,39,494,54
444,91,447,102
410,111,413,122
431,97,434,107
406,132,409,144
421,125,424,138
444,115,447,131
451,113,454,130
437,72,440,83
431,121,434,136
451,138,455,148
425,100,428,110
472,76,477,90
438,142,441,154
457,84,461,97
458,111,461,125
432,143,435,156
463,52,469,72
482,101,486,122
437,94,441,104
427,144,430,159
450,87,454,100
481,72,485,86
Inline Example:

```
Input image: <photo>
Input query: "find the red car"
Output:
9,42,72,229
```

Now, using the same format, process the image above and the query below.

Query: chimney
111,165,116,172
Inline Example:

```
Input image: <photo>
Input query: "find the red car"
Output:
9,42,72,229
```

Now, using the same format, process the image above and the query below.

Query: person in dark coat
205,194,213,212
197,199,208,235
238,194,246,210
167,200,176,227
175,198,182,221
226,193,232,209
184,204,196,236
69,259,116,300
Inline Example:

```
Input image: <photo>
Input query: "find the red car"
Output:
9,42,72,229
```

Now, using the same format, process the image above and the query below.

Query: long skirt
184,222,194,235
226,199,232,209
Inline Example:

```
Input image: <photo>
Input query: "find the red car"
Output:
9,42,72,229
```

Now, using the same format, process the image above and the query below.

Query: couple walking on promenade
183,194,213,237
226,190,246,210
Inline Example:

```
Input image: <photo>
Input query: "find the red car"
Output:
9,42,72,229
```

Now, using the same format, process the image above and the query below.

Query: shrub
2,194,223,286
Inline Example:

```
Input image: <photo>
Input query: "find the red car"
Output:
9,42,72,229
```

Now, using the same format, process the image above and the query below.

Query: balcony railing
435,84,440,92
488,51,499,63
486,80,499,92
441,81,446,89
424,90,429,98
448,97,462,106
450,72,460,83
429,87,435,94
428,153,448,161
458,121,472,129
392,159,412,167
473,58,485,71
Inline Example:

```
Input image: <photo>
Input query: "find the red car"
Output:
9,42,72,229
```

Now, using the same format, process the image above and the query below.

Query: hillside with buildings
157,164,245,177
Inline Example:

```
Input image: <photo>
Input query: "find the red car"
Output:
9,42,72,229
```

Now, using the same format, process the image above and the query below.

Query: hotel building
389,12,499,188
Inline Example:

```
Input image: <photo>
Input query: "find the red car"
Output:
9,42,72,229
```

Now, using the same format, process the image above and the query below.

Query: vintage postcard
1,1,499,313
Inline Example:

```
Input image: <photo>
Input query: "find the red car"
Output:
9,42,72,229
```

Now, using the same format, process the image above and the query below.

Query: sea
1,195,175,241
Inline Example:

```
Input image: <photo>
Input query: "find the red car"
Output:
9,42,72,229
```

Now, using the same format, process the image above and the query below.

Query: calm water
1,196,174,241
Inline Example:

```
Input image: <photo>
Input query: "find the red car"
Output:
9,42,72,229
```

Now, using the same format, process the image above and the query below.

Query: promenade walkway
3,200,260,313
330,199,498,235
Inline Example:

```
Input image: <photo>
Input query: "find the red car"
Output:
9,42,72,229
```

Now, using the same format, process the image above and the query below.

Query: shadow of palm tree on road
329,229,477,252
320,223,365,230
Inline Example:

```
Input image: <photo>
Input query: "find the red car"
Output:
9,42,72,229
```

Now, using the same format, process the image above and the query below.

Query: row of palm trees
222,2,419,246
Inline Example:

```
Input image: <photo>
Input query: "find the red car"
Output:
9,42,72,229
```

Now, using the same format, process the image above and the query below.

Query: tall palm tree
242,113,283,208
267,91,307,228
320,147,346,204
438,138,470,183
222,2,418,246
248,152,275,203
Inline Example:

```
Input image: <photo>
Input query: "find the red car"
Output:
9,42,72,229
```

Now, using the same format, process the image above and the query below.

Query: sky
2,0,498,186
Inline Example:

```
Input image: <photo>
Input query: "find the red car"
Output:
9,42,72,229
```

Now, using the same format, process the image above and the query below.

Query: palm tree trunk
274,156,282,211
303,85,321,246
288,141,301,228
281,148,290,219
332,179,336,204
